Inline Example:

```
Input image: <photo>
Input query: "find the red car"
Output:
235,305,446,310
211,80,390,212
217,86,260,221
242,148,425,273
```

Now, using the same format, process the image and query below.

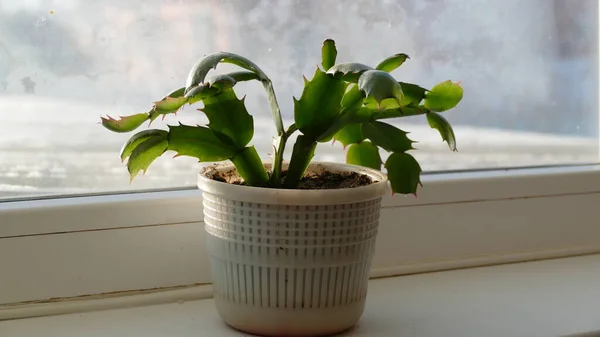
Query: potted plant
101,39,462,337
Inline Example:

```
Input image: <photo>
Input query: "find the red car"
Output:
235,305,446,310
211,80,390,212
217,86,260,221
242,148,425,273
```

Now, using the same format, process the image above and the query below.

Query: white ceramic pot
198,162,388,337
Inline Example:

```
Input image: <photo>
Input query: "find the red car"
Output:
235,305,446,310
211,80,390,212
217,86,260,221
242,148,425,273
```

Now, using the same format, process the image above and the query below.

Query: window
0,0,597,199
2,0,600,308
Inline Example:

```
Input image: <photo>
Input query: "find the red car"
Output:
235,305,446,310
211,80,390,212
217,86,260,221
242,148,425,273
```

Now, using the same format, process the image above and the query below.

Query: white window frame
2,164,600,307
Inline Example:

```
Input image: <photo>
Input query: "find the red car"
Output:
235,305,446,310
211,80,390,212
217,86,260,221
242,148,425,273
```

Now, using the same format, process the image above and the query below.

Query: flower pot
198,162,388,337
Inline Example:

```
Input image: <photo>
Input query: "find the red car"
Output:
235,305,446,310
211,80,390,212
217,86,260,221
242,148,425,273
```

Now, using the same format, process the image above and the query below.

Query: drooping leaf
101,113,149,133
423,80,463,112
357,70,404,108
127,134,169,181
334,123,365,147
376,53,409,73
294,67,347,138
184,52,284,136
426,111,457,151
346,141,382,170
167,124,236,161
261,80,285,136
206,74,237,90
185,52,268,91
385,152,422,195
341,84,366,109
321,39,337,71
326,62,373,83
199,89,254,150
120,129,168,162
230,146,269,186
362,121,414,153
206,71,261,90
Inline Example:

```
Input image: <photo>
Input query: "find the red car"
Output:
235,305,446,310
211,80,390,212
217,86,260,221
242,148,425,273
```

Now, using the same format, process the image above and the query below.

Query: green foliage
283,135,317,188
334,123,364,147
293,68,347,138
101,38,463,196
167,124,236,161
321,39,337,71
153,87,187,113
346,141,382,170
362,121,414,153
376,53,409,73
230,146,269,186
200,89,253,150
424,80,463,112
385,152,422,195
326,62,373,83
120,129,168,162
101,113,149,133
426,111,457,151
357,70,404,108
126,132,169,181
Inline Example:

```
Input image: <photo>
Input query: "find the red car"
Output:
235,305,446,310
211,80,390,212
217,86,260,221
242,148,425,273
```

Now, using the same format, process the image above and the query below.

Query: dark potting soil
208,169,373,190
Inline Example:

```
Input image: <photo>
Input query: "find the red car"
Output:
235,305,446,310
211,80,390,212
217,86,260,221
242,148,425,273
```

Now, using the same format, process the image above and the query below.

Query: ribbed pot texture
198,162,388,337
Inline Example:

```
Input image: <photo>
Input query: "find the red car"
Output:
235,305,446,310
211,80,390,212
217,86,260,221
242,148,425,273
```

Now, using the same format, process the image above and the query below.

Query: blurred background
0,0,598,198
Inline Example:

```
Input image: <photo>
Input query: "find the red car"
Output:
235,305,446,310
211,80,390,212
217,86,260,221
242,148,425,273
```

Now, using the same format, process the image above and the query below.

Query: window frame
2,165,600,306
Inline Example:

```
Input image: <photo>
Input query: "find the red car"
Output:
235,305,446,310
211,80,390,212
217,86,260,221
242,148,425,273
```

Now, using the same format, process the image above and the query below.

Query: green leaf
363,97,399,110
385,152,422,195
101,113,149,133
362,121,414,153
200,89,254,150
120,129,168,162
321,39,337,71
127,134,169,181
423,80,463,112
399,82,427,106
357,70,404,108
334,123,365,147
294,67,347,138
426,111,457,151
153,87,187,113
363,82,426,110
346,141,382,170
230,146,269,186
183,84,220,106
167,124,236,161
326,62,373,83
341,84,366,109
376,53,409,73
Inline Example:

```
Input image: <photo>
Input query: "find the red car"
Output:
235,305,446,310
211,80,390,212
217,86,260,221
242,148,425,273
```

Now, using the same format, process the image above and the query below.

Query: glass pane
1,0,598,199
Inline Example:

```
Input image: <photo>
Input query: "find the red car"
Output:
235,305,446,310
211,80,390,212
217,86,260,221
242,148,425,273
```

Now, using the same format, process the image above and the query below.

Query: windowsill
2,254,600,337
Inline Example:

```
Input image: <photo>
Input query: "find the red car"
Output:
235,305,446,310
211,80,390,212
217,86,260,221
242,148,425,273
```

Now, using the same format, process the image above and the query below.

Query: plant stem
231,146,269,186
282,135,317,189
269,124,298,187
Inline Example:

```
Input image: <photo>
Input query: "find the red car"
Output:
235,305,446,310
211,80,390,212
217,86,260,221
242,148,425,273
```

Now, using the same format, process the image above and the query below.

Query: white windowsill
2,165,600,306
2,254,600,337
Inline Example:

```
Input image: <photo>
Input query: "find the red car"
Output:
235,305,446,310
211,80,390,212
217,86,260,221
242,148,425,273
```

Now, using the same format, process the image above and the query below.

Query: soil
294,171,373,189
206,168,374,190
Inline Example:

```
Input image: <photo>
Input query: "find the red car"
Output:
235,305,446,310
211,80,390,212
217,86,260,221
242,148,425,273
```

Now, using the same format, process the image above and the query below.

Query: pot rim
197,161,389,205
